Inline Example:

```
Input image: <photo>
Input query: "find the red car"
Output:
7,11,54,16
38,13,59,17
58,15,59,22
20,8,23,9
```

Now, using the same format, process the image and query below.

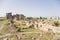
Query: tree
40,17,42,19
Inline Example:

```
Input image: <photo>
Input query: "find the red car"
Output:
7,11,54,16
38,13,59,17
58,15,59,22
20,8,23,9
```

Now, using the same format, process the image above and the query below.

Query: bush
54,21,60,27
40,17,42,19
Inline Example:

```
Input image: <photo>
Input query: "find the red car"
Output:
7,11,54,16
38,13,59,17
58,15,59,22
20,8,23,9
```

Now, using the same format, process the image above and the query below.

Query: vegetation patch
53,20,60,27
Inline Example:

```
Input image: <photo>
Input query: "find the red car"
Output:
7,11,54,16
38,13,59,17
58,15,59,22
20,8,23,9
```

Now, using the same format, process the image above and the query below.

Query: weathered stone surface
6,13,26,21
6,13,12,21
8,35,18,40
13,14,26,20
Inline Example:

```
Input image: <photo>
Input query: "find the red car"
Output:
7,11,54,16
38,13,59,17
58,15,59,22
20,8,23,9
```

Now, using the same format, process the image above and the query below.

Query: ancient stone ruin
6,12,26,20
6,12,13,21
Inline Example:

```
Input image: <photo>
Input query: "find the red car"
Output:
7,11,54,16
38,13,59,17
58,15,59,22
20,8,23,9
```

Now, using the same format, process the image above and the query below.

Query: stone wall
6,13,26,20
6,12,13,21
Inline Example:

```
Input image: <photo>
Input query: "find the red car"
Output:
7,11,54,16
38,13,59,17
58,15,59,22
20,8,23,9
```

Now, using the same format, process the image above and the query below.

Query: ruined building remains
6,13,26,20
13,14,26,20
6,12,13,21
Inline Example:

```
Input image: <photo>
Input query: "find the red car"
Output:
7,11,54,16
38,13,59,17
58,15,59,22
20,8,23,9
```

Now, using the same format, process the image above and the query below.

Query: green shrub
54,21,60,27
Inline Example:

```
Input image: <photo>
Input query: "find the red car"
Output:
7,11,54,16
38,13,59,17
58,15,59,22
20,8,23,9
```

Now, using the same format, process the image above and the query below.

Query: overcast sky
0,0,60,17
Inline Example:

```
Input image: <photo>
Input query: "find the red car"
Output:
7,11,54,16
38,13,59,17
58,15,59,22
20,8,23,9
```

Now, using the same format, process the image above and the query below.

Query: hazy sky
0,0,60,17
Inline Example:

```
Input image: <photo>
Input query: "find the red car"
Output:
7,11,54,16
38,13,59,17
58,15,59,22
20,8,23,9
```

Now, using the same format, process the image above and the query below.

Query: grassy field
0,18,60,40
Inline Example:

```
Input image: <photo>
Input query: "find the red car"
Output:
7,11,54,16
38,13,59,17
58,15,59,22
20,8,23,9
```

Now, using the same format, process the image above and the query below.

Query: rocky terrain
0,13,60,40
